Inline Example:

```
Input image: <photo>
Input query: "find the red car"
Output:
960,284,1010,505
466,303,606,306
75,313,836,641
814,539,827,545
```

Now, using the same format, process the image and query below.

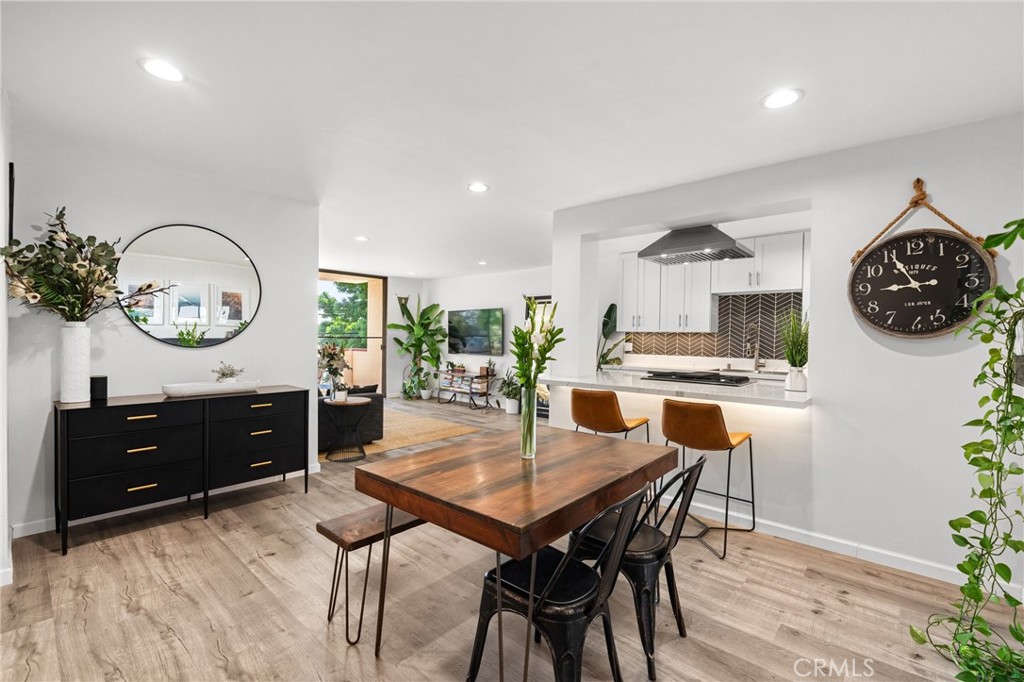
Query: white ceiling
4,2,1022,279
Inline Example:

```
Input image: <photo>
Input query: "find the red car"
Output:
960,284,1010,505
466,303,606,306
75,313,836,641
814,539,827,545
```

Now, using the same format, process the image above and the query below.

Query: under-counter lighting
761,88,804,109
137,58,185,82
467,182,489,193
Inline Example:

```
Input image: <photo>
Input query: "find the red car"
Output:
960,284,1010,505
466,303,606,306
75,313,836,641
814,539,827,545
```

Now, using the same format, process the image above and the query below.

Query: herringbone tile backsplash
630,292,802,359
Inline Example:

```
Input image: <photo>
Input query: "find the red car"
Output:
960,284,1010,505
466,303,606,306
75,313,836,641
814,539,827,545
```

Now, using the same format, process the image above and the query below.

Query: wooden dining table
354,425,677,680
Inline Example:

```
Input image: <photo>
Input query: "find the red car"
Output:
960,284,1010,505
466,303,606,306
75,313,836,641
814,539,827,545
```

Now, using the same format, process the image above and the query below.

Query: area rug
318,409,479,461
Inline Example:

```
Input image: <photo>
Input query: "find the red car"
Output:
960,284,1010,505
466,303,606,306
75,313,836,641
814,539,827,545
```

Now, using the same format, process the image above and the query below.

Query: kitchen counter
544,369,810,408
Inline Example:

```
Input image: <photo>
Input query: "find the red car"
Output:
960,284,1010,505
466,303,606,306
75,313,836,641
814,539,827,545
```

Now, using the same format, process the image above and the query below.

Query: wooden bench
316,504,424,644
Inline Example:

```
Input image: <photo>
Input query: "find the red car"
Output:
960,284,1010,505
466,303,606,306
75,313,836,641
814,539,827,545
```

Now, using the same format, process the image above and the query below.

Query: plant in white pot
499,369,521,415
779,311,809,392
317,342,351,400
387,295,447,400
1,208,170,402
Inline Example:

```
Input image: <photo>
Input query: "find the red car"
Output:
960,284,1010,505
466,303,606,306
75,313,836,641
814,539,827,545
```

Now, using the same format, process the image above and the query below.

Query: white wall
423,266,552,399
7,132,319,538
384,276,424,396
552,114,1024,583
1,79,12,583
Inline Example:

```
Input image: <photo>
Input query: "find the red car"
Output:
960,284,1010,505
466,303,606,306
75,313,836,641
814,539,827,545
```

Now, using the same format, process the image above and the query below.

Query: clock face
848,229,996,338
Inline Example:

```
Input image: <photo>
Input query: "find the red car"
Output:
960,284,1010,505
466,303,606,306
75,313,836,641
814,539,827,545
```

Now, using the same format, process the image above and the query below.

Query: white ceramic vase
785,366,808,392
505,398,520,415
61,321,91,403
420,389,432,401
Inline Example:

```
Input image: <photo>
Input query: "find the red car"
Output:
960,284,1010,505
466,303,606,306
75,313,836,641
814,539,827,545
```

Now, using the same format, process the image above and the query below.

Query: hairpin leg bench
317,504,425,644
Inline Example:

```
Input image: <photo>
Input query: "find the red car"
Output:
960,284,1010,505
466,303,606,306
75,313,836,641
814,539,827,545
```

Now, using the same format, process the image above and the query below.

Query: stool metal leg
680,439,756,559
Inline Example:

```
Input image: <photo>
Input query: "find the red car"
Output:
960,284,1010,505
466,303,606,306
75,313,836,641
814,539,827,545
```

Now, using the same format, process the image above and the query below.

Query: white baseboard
0,566,11,587
688,500,982,589
12,464,321,539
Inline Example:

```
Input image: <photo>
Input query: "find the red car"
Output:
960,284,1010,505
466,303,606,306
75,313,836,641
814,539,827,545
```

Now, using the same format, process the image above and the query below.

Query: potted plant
211,361,244,383
387,295,447,400
174,321,209,347
910,218,1024,679
318,342,351,400
454,363,466,374
596,303,626,370
779,311,809,392
1,207,170,402
498,369,521,415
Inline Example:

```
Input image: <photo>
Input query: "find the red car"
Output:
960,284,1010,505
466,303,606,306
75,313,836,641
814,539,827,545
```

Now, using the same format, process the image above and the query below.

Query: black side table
323,397,372,462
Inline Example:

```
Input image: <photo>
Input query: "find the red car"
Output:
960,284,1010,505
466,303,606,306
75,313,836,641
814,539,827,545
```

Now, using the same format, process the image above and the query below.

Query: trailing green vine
911,219,1024,682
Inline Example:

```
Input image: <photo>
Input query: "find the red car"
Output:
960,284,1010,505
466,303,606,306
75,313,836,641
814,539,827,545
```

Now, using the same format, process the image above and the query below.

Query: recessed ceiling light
478,261,487,266
660,254,668,258
761,88,804,109
137,58,185,82
703,248,713,253
408,271,416,275
354,236,368,242
467,182,489,193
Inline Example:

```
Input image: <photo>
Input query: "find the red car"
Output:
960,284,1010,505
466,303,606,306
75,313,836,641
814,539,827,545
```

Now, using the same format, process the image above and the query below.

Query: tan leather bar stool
571,388,650,441
661,399,754,559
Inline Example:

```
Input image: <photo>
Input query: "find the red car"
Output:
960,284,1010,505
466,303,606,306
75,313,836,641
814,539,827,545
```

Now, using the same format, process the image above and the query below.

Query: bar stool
571,388,650,441
661,399,754,559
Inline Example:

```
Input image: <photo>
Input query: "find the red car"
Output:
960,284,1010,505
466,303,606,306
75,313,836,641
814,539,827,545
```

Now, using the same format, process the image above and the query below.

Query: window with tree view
318,280,368,349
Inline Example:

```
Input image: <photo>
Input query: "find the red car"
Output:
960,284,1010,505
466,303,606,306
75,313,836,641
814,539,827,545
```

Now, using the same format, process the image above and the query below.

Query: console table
53,384,309,554
437,371,494,410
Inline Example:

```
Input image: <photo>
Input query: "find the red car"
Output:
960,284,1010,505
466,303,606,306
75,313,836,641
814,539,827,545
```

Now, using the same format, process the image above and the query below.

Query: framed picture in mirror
123,279,165,326
170,282,210,326
215,286,248,326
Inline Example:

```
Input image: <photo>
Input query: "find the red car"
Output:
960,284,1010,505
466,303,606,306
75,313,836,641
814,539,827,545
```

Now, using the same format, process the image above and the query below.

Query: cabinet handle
126,445,158,454
678,314,681,327
637,315,641,327
126,414,158,421
250,429,273,436
250,460,273,468
748,272,752,286
250,403,273,409
632,315,636,327
685,314,689,327
757,272,761,285
126,483,158,493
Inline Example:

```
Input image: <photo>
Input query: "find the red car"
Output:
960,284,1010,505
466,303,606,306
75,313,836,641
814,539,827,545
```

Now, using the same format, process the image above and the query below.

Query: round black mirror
118,224,261,347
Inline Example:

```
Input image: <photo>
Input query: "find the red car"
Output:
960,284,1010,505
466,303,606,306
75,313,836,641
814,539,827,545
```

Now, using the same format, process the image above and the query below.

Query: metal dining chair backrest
638,455,707,556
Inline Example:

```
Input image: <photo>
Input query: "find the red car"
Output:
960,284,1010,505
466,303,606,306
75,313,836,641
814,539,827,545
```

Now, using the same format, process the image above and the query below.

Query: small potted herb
779,311,809,392
212,362,244,383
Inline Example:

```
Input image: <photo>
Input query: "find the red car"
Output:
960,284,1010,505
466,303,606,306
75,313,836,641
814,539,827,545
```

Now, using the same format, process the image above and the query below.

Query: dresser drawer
209,391,305,422
68,425,203,480
68,459,202,520
209,444,306,489
209,411,306,456
67,400,203,439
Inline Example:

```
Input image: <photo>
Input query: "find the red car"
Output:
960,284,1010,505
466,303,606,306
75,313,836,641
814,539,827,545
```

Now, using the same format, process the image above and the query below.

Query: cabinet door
684,262,718,332
660,264,686,331
617,253,639,331
710,239,755,294
756,233,804,291
637,258,662,331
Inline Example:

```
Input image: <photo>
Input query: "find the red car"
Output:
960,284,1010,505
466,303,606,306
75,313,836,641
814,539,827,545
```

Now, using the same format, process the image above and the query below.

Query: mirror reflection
118,224,261,347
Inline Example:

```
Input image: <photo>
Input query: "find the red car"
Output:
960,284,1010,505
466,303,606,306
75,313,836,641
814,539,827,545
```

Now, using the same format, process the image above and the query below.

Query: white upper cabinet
660,262,717,332
711,232,805,294
617,252,662,332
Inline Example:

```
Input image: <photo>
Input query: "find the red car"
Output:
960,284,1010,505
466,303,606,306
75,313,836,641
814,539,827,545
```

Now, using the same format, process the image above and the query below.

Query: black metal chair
572,456,707,680
465,486,649,682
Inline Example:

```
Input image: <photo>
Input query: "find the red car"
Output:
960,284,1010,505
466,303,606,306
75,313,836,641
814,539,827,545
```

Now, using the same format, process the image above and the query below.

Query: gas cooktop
642,371,751,387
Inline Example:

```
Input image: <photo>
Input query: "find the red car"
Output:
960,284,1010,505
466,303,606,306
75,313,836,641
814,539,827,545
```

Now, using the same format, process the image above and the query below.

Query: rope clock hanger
848,178,997,338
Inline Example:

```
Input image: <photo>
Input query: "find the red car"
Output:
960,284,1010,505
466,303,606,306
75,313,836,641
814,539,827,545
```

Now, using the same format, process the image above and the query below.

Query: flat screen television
448,308,504,355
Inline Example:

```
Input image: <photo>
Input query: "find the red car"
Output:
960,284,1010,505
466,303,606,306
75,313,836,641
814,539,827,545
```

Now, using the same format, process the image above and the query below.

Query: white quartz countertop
544,369,811,408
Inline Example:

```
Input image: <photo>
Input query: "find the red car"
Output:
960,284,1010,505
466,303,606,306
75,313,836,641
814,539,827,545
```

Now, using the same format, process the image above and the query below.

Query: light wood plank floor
3,398,962,681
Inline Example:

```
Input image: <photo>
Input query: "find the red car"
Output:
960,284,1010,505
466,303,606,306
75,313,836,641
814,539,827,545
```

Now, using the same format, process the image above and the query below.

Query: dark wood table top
355,426,676,559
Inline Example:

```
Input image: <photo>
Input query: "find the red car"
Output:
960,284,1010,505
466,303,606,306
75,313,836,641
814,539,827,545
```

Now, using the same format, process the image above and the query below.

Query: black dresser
53,385,309,554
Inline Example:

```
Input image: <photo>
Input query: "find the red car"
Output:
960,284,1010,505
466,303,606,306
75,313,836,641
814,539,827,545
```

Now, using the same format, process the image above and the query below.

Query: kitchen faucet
745,323,766,371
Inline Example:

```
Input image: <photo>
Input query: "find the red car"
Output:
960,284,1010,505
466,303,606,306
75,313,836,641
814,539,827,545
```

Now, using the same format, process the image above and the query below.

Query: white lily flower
25,292,41,304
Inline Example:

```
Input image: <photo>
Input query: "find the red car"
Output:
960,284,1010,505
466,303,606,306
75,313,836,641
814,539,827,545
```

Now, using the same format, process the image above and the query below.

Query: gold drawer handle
250,460,273,468
126,414,158,421
126,446,158,454
250,429,273,436
250,403,273,409
126,483,158,493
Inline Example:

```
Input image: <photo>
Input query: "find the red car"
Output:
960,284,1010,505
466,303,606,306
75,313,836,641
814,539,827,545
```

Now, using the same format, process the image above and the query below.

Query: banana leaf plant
597,303,626,370
387,295,447,399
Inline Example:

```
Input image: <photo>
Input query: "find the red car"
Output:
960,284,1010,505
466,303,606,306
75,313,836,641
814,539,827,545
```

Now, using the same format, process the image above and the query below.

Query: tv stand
437,371,494,410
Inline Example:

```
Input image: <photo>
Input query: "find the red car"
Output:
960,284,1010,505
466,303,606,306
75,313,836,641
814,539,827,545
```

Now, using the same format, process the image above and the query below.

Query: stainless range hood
637,225,753,265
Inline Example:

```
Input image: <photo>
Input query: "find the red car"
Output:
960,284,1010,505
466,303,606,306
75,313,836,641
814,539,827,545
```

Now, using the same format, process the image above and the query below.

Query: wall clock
848,228,996,338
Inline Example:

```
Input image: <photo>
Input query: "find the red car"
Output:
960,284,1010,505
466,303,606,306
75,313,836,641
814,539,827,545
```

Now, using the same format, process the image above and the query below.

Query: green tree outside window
318,280,368,349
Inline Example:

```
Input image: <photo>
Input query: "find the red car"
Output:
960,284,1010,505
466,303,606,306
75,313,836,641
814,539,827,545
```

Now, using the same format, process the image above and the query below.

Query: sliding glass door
318,270,387,391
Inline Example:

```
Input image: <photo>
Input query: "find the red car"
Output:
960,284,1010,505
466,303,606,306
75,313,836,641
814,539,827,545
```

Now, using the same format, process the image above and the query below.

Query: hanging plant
911,218,1024,681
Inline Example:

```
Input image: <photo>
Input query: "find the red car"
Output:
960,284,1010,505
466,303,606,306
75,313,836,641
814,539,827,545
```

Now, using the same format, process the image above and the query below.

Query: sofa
317,386,384,452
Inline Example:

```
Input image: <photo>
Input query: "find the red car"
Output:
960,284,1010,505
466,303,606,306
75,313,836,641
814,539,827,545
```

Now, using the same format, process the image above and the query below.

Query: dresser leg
203,491,209,519
61,519,68,556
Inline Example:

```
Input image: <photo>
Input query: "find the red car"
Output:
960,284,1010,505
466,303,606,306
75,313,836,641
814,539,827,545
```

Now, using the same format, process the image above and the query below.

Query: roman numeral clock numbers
847,229,996,338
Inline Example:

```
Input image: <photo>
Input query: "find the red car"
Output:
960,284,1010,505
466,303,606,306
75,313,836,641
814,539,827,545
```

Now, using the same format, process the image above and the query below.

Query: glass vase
520,386,537,459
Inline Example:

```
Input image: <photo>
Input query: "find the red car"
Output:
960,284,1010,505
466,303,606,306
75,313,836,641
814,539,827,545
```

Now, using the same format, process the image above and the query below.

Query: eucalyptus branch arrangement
511,296,565,390
1,208,169,322
911,218,1024,682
